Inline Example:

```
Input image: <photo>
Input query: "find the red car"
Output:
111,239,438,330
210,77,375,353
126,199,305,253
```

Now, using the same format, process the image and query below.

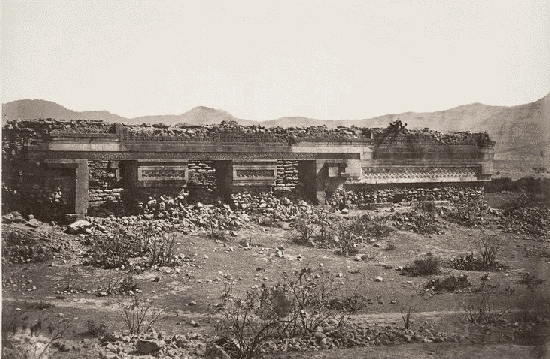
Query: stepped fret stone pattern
235,169,275,178
138,166,187,181
360,167,478,184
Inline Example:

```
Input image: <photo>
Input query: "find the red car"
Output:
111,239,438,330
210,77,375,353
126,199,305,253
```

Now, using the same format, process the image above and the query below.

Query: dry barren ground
2,200,550,358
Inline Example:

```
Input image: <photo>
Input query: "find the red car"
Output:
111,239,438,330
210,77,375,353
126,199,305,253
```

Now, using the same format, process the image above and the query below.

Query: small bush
148,233,178,267
366,217,393,239
451,252,479,271
19,301,55,311
119,295,163,335
385,243,397,251
412,201,440,235
293,218,315,245
334,222,360,256
403,255,441,276
86,230,144,269
464,280,514,325
86,228,180,270
451,235,503,271
518,272,546,291
86,320,108,337
426,275,470,293
479,235,501,269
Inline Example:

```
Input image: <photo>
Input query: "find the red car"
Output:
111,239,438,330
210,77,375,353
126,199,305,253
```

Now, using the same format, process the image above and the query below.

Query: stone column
74,160,89,217
479,145,495,181
315,160,328,204
214,160,233,203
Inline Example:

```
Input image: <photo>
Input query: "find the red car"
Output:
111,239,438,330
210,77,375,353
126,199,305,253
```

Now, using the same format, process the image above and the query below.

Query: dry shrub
402,254,441,276
426,275,470,293
451,234,503,271
216,267,369,358
119,295,163,335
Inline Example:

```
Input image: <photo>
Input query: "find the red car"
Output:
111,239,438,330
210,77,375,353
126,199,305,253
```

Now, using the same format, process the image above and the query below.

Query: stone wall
187,161,218,204
275,160,299,191
87,161,124,216
331,183,484,208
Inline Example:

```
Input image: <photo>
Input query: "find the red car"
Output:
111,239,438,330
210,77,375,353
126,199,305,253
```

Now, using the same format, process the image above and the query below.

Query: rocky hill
480,93,550,156
127,106,258,126
1,100,125,125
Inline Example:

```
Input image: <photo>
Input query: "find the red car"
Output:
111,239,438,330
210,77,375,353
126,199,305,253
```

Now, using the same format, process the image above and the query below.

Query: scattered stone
66,220,92,234
205,343,230,359
136,339,165,354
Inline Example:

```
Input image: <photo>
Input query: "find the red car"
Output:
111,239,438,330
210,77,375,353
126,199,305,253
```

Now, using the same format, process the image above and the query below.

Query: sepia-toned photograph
1,1,549,358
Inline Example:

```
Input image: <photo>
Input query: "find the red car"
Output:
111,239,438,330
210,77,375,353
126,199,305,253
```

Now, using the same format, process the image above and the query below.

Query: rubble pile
371,122,492,147
218,322,463,357
231,192,312,220
12,322,465,359
119,120,370,144
2,119,115,143
119,121,493,145
1,225,72,264
390,210,444,235
80,191,317,238
331,186,484,207
85,202,245,236
2,118,490,146
499,205,550,238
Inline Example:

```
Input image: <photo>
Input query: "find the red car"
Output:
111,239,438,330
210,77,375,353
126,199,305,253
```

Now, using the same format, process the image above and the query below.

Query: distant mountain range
3,93,549,179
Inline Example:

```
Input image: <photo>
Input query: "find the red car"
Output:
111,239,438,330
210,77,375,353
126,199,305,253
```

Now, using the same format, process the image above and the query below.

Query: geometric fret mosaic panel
360,166,478,183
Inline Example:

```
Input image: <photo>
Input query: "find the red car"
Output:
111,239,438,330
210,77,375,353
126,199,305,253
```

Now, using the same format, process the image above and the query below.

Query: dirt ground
2,197,550,358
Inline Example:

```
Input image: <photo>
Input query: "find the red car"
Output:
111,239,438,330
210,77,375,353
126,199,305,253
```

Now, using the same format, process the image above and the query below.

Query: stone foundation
2,119,495,219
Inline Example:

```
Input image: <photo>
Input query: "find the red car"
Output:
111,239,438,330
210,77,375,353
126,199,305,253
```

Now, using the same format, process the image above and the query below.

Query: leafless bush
148,232,178,267
334,222,360,256
2,308,72,359
293,217,315,245
518,272,546,291
216,267,366,358
400,289,433,330
97,271,139,296
478,235,501,269
119,295,163,335
464,279,514,325
452,234,503,271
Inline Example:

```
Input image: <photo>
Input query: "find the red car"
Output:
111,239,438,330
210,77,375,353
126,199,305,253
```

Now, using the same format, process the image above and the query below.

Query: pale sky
1,0,549,121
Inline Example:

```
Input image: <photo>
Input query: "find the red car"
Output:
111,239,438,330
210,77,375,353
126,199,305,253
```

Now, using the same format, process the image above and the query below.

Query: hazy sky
1,0,549,121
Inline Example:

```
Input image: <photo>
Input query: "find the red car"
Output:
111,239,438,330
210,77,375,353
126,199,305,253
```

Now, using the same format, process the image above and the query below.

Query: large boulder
136,339,165,354
66,219,92,234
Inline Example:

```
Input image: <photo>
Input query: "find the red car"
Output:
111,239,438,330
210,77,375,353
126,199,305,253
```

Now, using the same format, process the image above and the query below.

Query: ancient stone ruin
1,119,495,220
